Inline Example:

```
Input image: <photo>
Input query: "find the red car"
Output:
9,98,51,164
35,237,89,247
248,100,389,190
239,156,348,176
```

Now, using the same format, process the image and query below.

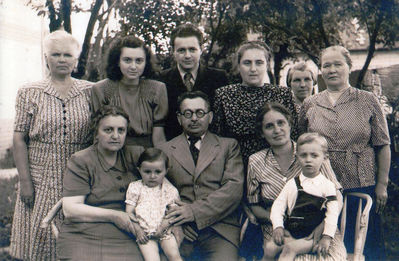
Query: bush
0,174,18,248
0,148,15,169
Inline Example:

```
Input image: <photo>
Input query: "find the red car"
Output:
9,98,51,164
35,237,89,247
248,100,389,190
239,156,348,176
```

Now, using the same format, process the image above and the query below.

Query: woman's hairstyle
91,105,130,138
137,148,169,169
235,41,272,70
320,45,352,69
255,102,293,137
106,36,152,81
286,62,317,88
43,30,80,58
297,132,328,154
170,23,203,50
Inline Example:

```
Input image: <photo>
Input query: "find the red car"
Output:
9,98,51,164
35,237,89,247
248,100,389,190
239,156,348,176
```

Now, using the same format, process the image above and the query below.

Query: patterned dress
212,83,298,165
247,144,347,261
10,78,92,261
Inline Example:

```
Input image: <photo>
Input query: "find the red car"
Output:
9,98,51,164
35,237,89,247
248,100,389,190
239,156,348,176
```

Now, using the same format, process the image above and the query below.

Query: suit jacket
160,65,229,140
158,132,244,247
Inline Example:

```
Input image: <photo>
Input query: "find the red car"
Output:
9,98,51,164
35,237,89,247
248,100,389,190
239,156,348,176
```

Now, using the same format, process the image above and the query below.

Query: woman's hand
314,235,332,257
20,179,34,205
375,182,388,214
272,227,285,246
112,212,136,236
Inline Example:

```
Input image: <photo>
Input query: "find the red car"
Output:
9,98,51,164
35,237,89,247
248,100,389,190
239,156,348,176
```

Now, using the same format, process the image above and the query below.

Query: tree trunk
61,0,72,33
73,0,104,79
46,0,61,32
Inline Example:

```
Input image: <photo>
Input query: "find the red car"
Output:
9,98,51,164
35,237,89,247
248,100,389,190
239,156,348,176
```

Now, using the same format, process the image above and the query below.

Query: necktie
184,72,194,91
188,136,200,165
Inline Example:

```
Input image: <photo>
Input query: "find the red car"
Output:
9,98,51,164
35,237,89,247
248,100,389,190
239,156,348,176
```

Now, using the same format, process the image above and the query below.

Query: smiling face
178,97,213,137
239,48,267,87
261,110,291,147
119,47,146,84
139,159,168,188
173,36,202,72
321,49,351,90
290,70,314,102
297,141,327,178
96,115,128,153
45,41,78,77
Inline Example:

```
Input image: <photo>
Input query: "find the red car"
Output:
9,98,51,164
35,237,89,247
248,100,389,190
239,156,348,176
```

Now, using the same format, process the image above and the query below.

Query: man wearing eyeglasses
159,91,244,261
160,23,229,141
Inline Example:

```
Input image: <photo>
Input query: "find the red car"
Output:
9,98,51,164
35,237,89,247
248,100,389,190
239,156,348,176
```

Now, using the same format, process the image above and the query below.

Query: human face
178,97,213,137
239,48,267,87
45,41,78,77
119,47,146,84
321,49,350,90
261,110,291,147
139,160,168,188
96,115,128,153
297,142,327,178
173,36,202,72
290,70,314,102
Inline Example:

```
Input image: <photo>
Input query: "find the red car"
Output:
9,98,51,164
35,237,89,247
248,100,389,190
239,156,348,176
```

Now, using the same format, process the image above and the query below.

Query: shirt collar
299,172,324,184
95,145,126,172
177,63,199,82
43,78,82,100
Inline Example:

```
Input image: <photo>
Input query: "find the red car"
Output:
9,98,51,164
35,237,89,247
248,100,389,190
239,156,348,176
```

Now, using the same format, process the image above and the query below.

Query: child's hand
272,227,285,246
154,219,170,238
135,227,149,245
315,235,332,256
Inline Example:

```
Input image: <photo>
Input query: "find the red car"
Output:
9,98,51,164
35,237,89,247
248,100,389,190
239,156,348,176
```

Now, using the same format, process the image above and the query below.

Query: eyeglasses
178,109,210,119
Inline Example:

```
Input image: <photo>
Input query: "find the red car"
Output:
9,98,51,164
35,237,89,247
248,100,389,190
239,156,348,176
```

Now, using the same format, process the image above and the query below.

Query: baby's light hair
297,132,328,155
137,148,169,169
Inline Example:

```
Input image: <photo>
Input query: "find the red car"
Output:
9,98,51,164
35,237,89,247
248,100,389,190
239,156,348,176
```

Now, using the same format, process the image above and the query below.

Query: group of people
9,22,391,261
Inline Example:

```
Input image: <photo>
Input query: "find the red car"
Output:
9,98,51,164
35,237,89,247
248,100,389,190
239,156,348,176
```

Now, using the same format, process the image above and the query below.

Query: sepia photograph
1,0,399,260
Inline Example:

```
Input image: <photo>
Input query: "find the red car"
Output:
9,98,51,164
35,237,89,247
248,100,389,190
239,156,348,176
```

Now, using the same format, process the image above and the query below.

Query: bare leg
160,235,183,261
278,238,313,261
262,237,283,261
138,239,161,261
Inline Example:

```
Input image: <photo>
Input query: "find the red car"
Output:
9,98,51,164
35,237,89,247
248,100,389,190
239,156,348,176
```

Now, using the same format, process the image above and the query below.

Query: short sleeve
125,181,142,207
369,94,390,146
63,154,91,197
14,88,34,132
153,83,168,127
247,159,260,204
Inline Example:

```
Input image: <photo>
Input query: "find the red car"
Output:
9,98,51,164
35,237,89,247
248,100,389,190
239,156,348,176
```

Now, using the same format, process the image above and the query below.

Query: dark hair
255,102,293,137
177,91,211,113
170,23,203,50
106,36,152,81
286,62,317,88
137,148,169,169
91,105,130,138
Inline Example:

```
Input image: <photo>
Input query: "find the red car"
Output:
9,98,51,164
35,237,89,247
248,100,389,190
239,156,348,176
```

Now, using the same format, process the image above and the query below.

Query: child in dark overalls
267,133,340,261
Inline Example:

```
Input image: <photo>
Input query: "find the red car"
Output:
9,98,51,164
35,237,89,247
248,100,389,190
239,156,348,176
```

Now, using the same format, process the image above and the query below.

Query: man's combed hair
177,91,211,113
170,23,203,49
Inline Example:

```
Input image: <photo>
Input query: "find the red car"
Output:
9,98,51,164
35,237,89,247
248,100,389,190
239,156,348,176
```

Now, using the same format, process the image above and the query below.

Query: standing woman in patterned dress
299,45,391,260
91,36,168,148
10,30,92,261
212,41,297,166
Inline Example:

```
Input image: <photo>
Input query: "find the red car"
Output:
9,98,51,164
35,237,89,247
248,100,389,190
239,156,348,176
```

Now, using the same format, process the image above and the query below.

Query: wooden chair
239,192,373,261
40,199,63,238
340,192,373,261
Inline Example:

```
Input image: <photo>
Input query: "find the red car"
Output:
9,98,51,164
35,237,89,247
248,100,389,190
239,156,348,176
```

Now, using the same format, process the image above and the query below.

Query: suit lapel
171,67,189,93
194,132,219,180
171,134,196,175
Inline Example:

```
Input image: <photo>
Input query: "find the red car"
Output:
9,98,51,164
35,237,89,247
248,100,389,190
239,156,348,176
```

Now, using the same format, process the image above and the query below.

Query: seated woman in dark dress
57,105,145,261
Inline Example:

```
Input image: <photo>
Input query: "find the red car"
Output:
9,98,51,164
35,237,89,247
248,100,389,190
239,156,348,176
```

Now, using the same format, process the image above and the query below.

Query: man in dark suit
160,23,229,140
160,91,244,261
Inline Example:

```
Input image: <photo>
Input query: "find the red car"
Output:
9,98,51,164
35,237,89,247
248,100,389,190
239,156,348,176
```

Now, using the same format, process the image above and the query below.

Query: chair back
40,199,62,238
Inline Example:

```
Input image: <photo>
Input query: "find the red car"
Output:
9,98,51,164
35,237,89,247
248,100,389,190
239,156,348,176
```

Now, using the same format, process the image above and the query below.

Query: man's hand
183,225,198,242
165,200,194,226
272,227,285,246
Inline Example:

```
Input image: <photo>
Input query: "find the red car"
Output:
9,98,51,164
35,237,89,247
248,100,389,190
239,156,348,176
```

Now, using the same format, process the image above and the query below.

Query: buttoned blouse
247,142,341,204
299,87,390,189
61,145,143,239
